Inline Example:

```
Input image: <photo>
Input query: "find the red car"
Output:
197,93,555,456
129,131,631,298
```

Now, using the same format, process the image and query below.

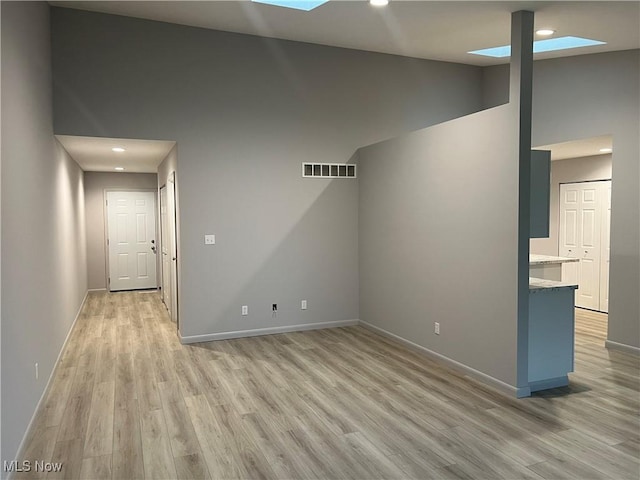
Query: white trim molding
359,320,525,398
605,339,640,356
180,319,359,344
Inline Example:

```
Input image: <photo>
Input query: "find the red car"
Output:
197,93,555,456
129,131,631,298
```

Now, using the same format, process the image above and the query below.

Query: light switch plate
204,234,216,245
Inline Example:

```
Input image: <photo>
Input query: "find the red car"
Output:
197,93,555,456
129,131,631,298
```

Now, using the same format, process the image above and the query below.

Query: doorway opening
559,180,611,313
55,134,179,329
533,134,613,335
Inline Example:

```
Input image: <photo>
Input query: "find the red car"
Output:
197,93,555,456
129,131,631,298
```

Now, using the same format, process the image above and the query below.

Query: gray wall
1,2,88,466
158,145,177,189
358,104,521,387
84,171,158,290
482,64,510,110
484,50,640,350
530,154,612,257
50,8,484,339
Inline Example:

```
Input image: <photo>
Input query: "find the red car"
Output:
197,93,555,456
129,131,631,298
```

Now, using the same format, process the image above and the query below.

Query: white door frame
103,188,159,292
599,183,611,313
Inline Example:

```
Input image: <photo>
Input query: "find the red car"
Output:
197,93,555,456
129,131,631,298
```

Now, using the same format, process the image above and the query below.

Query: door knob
151,246,157,253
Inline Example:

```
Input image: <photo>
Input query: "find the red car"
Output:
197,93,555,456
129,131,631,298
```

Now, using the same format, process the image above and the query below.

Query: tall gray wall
483,50,640,350
1,2,88,467
50,8,484,339
84,171,158,290
530,154,612,257
158,145,178,190
358,104,521,388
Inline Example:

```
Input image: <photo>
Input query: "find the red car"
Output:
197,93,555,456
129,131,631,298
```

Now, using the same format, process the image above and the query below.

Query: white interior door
576,183,601,310
160,174,178,324
559,180,611,312
160,186,171,311
559,184,580,288
599,183,611,313
107,191,157,291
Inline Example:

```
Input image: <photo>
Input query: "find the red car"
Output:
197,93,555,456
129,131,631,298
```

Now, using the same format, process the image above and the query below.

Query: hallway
16,292,640,479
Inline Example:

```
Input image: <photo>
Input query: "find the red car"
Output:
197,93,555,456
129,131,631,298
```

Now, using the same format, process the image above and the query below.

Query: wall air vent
303,163,356,178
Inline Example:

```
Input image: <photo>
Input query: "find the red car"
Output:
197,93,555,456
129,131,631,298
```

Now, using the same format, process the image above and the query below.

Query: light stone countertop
530,254,580,265
529,277,578,292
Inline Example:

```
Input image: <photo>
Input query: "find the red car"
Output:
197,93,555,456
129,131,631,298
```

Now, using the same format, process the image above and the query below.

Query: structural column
510,10,535,396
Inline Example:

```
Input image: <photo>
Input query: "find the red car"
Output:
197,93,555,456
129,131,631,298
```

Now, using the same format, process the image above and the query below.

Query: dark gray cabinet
530,150,551,238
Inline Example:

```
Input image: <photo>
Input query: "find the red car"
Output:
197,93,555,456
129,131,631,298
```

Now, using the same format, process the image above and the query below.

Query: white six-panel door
559,180,611,312
559,184,580,290
107,191,157,291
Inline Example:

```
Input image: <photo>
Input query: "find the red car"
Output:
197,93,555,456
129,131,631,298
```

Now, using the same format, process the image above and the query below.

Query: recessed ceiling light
370,0,389,6
114,167,125,171
251,0,330,11
469,36,606,58
112,147,125,153
599,148,612,153
536,29,555,36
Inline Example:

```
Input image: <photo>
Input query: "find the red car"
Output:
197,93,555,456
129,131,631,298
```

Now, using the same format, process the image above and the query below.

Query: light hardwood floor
15,292,640,479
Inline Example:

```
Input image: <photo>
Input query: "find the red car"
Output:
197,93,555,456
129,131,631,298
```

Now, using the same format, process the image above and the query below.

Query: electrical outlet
434,322,440,335
301,300,307,310
35,362,39,380
204,234,216,245
242,305,248,316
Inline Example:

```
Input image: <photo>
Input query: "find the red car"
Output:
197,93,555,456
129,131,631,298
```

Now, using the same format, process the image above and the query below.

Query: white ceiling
56,135,175,173
535,134,613,161
49,1,639,67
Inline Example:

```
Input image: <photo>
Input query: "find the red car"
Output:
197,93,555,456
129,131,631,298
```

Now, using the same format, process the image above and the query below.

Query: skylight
251,0,330,11
469,36,606,58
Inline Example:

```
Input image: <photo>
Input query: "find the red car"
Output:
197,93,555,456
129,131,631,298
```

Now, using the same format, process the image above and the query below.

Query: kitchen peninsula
527,255,579,393
530,254,579,281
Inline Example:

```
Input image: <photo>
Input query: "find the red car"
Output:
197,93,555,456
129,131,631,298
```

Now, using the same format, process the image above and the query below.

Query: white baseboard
605,339,640,356
87,288,107,292
10,290,89,475
359,320,522,398
180,319,359,344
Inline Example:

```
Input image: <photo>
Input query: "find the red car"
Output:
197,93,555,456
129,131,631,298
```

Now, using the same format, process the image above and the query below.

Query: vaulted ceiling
50,1,639,67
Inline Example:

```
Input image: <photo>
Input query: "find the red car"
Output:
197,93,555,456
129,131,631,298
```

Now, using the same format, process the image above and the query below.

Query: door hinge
106,199,108,206
107,238,110,245
108,277,111,284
